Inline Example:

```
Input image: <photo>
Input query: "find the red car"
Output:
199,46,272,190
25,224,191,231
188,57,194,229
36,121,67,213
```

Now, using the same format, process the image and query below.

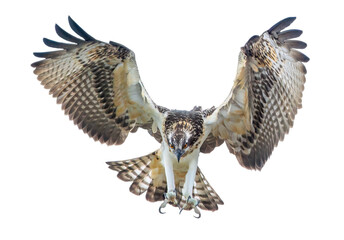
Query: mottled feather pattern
173,168,224,211
107,150,163,197
32,16,163,146
32,17,308,215
200,132,224,153
207,17,308,170
145,106,214,146
193,168,224,210
107,150,223,211
164,110,204,150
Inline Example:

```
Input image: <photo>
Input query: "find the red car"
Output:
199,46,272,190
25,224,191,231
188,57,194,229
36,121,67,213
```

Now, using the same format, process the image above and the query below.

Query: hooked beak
175,149,184,162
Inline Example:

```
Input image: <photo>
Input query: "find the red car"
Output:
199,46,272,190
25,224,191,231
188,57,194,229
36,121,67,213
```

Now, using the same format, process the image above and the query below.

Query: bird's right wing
32,17,167,146
204,17,309,170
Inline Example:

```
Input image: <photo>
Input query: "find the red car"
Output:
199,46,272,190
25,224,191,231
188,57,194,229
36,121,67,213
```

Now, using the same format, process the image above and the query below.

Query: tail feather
146,181,166,202
175,180,186,208
194,168,224,211
129,164,152,195
107,150,224,211
107,150,161,196
176,168,224,211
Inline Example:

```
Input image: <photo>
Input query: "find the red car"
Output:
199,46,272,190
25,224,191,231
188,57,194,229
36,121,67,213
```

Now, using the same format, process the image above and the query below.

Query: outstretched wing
204,17,309,170
32,17,166,145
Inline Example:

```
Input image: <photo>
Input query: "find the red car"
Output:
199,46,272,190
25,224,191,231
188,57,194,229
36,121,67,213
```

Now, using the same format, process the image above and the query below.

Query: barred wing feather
206,17,309,170
32,17,164,146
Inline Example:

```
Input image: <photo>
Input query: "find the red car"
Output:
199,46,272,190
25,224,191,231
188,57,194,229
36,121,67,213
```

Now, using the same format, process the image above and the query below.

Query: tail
192,168,224,211
107,149,167,202
106,150,224,211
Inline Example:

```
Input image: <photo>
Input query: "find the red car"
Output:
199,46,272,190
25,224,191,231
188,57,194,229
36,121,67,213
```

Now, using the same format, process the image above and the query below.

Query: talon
179,196,201,218
158,190,177,215
159,199,168,214
193,206,201,219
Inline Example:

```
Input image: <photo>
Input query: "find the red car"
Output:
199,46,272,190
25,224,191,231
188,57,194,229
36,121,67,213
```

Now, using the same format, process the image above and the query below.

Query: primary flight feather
32,17,308,218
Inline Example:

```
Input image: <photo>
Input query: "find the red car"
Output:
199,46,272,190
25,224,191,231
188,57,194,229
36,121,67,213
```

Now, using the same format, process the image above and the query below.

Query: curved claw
159,190,177,215
179,196,201,218
193,206,201,219
159,206,165,214
159,200,168,214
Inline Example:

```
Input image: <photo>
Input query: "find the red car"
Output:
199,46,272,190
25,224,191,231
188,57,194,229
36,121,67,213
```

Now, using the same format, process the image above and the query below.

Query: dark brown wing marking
32,17,165,145
206,17,308,170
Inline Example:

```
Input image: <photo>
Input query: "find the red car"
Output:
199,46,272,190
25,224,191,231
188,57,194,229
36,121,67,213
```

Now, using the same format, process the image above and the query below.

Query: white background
1,0,343,239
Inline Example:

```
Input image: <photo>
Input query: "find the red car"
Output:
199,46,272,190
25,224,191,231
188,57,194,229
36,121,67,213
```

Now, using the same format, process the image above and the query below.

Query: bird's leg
179,158,201,218
159,156,178,214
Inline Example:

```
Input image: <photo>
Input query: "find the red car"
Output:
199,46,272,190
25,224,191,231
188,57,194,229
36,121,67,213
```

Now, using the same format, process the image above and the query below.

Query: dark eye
183,143,188,149
170,144,175,149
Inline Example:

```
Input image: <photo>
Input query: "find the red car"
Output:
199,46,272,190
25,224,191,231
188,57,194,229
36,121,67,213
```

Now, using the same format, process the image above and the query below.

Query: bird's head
167,121,193,162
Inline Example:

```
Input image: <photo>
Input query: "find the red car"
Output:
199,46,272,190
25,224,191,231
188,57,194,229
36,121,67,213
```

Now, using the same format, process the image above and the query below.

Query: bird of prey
32,17,308,218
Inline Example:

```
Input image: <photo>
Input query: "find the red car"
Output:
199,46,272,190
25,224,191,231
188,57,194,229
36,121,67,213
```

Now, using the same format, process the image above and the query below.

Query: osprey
32,17,308,218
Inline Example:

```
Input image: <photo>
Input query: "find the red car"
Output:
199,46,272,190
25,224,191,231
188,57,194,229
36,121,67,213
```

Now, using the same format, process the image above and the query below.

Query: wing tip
55,21,84,44
67,15,73,23
268,17,297,34
68,16,96,41
284,40,307,50
268,17,309,63
291,49,310,62
33,16,96,62
33,52,43,58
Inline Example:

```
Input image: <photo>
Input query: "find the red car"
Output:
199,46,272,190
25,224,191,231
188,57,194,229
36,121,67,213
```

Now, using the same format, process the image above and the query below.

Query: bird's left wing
32,17,166,145
204,17,309,170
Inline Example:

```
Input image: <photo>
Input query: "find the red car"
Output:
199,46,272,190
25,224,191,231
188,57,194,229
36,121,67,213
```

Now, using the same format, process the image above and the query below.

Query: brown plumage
205,17,308,170
32,16,308,216
32,17,165,146
106,150,223,210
